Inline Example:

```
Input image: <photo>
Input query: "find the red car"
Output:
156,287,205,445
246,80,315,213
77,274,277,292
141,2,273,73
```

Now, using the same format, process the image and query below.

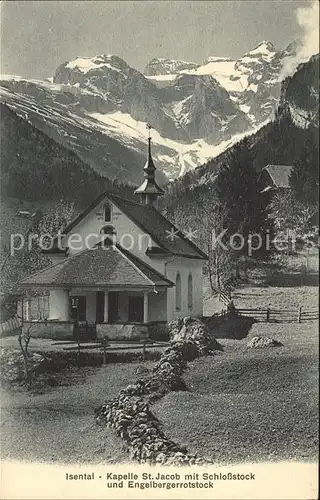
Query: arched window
188,273,193,310
102,225,115,236
104,202,112,223
175,273,181,311
101,225,116,246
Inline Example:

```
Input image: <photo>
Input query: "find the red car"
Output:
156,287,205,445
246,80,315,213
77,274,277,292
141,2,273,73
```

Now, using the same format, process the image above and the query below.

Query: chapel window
175,273,182,311
104,203,112,223
188,273,193,310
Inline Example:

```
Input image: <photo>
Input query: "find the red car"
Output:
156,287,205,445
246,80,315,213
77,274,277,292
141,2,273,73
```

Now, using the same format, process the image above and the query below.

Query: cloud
280,0,319,80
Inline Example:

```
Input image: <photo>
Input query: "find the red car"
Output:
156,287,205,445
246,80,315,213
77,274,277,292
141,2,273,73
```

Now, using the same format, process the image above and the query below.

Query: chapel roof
62,192,208,260
21,243,174,288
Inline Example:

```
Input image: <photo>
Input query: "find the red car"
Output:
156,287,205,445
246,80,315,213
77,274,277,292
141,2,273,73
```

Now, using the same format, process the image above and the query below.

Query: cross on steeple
146,123,152,139
146,123,153,161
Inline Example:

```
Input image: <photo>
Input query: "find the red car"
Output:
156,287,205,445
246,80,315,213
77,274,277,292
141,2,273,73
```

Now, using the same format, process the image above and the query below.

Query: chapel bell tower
134,125,165,206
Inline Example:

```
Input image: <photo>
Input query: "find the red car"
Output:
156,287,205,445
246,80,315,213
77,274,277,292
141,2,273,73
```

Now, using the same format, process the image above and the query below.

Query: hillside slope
0,103,134,204
0,104,136,266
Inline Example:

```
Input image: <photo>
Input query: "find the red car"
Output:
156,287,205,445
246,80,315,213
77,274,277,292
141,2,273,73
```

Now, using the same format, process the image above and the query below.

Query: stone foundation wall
96,324,149,340
22,321,74,339
148,322,169,341
22,321,168,341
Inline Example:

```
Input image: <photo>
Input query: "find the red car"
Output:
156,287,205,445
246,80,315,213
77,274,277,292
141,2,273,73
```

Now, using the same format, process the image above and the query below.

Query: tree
290,127,319,207
18,321,33,381
0,104,136,205
168,186,233,291
269,190,317,242
1,200,75,302
215,138,272,263
17,292,48,381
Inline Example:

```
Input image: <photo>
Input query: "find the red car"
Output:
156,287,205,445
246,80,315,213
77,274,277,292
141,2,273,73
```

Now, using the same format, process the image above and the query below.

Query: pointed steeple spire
134,124,165,206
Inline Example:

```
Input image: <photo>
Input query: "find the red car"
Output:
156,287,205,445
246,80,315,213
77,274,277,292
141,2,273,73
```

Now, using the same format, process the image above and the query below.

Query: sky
0,0,316,79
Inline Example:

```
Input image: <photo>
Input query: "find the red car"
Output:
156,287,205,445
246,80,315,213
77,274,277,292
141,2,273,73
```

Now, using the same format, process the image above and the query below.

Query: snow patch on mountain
66,55,123,74
239,104,251,113
88,109,268,177
0,74,64,92
193,59,245,92
145,41,279,96
288,104,312,129
249,41,276,59
144,58,199,76
147,74,177,83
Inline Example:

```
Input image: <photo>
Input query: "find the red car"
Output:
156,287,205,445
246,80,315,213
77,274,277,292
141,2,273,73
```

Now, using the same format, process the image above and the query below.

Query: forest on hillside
162,116,319,291
0,103,136,301
163,115,319,210
0,104,135,206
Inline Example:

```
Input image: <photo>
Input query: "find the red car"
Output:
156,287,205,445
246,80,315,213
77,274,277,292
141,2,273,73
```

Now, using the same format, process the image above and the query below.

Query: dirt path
0,362,152,464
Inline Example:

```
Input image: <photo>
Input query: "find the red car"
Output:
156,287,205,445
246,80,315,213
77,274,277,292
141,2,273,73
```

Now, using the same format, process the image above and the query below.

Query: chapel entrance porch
70,290,152,327
21,288,168,341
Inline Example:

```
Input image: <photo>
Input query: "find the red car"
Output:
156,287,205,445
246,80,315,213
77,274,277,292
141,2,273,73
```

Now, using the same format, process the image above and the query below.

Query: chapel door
70,296,86,322
128,296,144,323
96,291,105,324
108,292,119,323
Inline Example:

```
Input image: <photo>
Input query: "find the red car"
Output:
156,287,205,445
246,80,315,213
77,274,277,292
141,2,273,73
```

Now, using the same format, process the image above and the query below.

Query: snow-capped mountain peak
235,41,276,74
0,40,308,183
247,40,276,57
54,54,131,84
64,54,125,74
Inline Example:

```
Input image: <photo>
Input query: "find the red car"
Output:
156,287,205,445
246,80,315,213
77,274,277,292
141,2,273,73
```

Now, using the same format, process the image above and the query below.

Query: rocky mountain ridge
162,54,319,200
146,41,298,124
0,40,308,181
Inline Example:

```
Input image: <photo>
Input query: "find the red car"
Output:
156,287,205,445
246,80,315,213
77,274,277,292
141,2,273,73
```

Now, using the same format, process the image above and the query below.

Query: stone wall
96,324,149,340
95,317,222,465
22,321,74,339
22,321,167,341
147,322,169,341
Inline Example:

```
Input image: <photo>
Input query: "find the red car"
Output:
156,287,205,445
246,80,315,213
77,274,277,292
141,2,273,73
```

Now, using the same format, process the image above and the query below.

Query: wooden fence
0,304,317,337
219,291,232,307
52,338,170,365
237,306,319,323
0,314,21,336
